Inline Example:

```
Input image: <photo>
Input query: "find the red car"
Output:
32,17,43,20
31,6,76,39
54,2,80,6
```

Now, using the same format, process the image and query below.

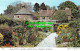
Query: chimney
65,7,71,15
65,7,71,21
22,4,25,8
65,7,70,10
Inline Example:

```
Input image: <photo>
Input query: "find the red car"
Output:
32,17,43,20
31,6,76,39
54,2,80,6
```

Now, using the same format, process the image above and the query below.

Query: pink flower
12,32,15,35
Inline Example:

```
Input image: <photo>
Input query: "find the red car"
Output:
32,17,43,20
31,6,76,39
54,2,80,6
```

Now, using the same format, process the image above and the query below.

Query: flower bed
56,24,80,47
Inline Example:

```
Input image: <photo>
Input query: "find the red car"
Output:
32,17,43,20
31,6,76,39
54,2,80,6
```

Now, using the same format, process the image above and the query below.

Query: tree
58,1,78,16
4,1,33,18
40,3,47,10
46,5,51,10
51,6,56,10
78,5,80,14
4,5,15,14
33,3,40,13
12,1,32,12
51,10,67,21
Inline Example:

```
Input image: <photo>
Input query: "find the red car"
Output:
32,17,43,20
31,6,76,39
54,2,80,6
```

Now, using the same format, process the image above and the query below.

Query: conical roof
15,8,32,15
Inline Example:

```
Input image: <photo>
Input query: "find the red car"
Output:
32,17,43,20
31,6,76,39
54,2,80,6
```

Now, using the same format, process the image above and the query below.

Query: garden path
36,33,58,47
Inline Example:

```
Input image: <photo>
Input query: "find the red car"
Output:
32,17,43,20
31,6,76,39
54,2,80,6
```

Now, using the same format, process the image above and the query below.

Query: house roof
39,8,71,17
60,9,71,16
14,8,32,15
39,10,55,17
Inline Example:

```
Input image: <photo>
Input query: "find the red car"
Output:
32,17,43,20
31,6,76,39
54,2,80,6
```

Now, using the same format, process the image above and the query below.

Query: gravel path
36,32,58,47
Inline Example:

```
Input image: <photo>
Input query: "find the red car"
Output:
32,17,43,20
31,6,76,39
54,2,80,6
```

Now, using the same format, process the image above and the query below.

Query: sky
0,0,80,14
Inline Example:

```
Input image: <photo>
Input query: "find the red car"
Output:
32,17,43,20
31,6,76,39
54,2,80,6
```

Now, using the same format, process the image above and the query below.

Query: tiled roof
39,8,71,17
60,9,71,16
14,8,32,15
39,10,55,17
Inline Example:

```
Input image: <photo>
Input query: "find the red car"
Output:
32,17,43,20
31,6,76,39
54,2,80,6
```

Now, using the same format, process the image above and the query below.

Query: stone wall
14,15,33,20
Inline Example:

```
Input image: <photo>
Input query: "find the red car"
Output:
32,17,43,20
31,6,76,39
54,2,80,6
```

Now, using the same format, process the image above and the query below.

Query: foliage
0,16,14,26
40,3,47,10
27,28,46,46
12,25,28,45
32,32,46,46
11,33,19,46
78,5,80,14
4,1,33,16
51,6,56,10
57,24,70,35
46,5,51,10
13,25,26,34
11,31,28,46
27,28,38,43
4,5,15,14
58,1,78,16
0,23,10,28
33,3,40,13
51,10,67,21
56,24,80,47
68,21,80,28
59,1,77,9
0,33,4,45
0,16,29,26
0,24,12,44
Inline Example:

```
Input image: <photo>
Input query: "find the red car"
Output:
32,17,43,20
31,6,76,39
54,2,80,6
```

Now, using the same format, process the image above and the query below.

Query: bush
56,24,80,47
68,21,79,28
12,25,28,45
57,24,70,35
51,10,67,21
0,24,12,44
0,16,14,26
11,33,19,46
0,33,4,45
12,25,26,34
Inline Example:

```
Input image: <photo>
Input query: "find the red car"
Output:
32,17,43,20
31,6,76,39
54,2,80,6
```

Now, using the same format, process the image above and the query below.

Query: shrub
51,10,67,21
12,25,26,34
57,24,70,35
27,28,38,43
0,24,12,44
11,33,19,46
12,25,28,45
0,16,14,26
56,24,80,47
0,33,4,45
68,21,78,28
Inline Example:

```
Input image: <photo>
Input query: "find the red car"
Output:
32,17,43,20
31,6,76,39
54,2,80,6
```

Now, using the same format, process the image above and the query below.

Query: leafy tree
4,5,15,14
33,3,40,13
46,5,56,10
68,21,79,28
33,3,39,12
58,1,78,16
51,6,56,10
51,10,67,21
4,1,32,17
0,16,15,26
11,1,33,12
40,3,47,10
78,5,80,14
46,5,51,10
